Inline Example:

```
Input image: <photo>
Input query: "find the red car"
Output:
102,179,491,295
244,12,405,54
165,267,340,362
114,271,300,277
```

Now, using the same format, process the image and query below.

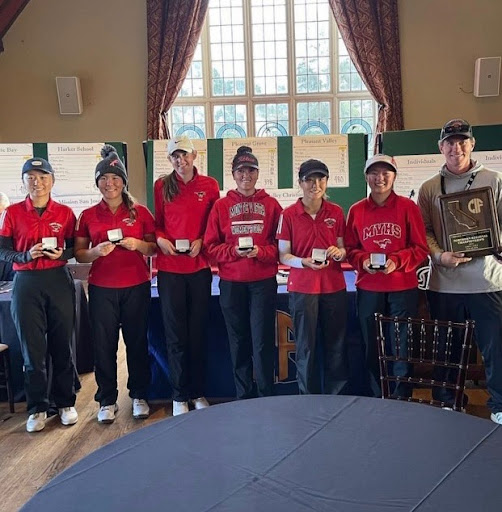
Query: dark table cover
0,279,94,402
22,395,502,511
147,271,364,399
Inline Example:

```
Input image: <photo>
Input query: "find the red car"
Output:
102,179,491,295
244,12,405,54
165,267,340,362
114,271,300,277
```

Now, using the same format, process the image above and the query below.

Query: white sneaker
26,412,47,432
191,397,210,410
491,412,502,424
132,399,150,419
172,400,189,416
59,407,78,426
98,404,118,424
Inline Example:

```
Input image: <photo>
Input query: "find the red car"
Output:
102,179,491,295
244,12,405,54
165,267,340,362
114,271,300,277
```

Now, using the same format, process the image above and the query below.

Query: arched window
169,0,376,151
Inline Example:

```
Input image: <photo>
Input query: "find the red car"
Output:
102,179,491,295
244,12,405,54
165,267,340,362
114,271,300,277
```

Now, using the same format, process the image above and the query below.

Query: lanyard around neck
440,172,477,195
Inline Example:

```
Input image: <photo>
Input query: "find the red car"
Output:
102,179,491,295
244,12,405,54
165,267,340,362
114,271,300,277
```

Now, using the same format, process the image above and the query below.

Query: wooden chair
0,343,14,413
375,314,475,412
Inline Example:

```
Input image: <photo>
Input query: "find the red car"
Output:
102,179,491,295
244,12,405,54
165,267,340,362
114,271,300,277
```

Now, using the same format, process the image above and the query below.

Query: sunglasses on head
443,123,470,135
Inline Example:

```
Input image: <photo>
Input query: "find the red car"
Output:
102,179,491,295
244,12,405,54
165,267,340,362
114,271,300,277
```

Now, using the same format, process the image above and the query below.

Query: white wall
0,0,148,201
399,0,502,129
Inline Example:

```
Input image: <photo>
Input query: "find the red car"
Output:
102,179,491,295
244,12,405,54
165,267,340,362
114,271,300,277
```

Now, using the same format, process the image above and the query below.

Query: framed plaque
439,187,502,257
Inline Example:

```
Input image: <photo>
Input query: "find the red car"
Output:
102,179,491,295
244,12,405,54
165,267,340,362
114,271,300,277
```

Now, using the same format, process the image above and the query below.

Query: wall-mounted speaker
473,57,501,97
55,76,83,114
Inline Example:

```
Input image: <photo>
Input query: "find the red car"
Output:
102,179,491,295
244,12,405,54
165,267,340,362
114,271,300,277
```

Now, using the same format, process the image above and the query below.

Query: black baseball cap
299,159,329,180
22,157,54,176
439,119,473,142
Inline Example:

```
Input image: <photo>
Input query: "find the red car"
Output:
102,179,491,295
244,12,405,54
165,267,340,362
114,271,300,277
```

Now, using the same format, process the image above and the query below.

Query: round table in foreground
22,395,502,512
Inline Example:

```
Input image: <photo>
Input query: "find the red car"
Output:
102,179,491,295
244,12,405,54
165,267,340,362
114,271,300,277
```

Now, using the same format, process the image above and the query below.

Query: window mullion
286,0,297,135
330,15,336,133
243,0,254,136
200,19,212,138
200,19,211,99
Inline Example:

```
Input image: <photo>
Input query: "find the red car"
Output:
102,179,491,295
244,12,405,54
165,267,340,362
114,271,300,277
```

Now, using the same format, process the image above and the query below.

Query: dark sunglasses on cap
443,122,470,135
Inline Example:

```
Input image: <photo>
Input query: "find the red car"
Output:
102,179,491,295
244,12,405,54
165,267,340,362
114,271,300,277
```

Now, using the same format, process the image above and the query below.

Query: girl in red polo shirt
75,145,156,424
204,146,282,399
155,136,220,416
276,159,349,395
0,157,78,432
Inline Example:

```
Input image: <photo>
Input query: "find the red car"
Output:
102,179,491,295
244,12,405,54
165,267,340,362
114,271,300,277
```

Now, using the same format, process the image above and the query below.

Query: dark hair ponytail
162,171,180,202
233,145,253,161
122,190,137,220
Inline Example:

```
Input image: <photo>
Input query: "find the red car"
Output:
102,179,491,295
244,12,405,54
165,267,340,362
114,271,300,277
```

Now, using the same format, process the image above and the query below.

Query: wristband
287,256,304,269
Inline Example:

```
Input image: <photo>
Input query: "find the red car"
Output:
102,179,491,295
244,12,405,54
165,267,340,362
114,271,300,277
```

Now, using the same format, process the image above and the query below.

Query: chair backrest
416,255,431,291
375,314,475,411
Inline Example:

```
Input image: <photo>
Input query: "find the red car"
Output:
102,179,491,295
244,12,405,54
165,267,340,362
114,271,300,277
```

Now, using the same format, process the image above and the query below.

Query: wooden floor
0,343,173,511
0,344,492,512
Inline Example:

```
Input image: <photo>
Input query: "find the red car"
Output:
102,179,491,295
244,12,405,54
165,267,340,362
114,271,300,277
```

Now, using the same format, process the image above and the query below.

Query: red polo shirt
276,198,346,294
154,168,220,274
0,196,75,271
75,201,155,288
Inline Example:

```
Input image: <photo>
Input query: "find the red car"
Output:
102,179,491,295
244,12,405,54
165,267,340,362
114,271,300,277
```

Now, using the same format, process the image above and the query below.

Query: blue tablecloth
147,271,364,399
21,395,502,512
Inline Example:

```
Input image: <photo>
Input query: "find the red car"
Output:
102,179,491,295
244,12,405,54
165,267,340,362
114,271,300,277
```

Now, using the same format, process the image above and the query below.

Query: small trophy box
42,237,58,251
107,229,123,244
369,253,386,270
311,248,327,265
237,236,254,252
175,239,190,254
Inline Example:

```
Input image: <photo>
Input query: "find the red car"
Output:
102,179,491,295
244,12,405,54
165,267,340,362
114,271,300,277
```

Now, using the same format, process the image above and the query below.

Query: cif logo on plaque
439,186,501,257
468,197,484,214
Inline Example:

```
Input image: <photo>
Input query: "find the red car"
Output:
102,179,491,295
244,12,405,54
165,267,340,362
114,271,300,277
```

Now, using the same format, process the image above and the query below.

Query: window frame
169,0,376,141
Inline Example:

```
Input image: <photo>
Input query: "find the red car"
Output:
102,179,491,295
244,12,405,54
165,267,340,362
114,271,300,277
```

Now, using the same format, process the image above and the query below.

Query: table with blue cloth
21,395,502,511
0,279,94,403
147,271,365,399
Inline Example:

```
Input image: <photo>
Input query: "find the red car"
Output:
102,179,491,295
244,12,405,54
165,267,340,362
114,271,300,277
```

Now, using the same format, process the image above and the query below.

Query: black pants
11,267,76,414
289,290,349,395
89,281,151,406
157,268,212,402
219,277,277,399
427,291,502,412
357,288,418,398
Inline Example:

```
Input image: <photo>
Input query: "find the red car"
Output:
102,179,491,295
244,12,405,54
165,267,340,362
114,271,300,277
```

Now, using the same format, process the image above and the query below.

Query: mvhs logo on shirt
374,238,391,249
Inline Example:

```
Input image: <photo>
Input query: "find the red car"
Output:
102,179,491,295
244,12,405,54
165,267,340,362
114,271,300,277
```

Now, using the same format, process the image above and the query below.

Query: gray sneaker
172,400,189,416
191,397,210,410
491,412,502,424
26,412,47,433
97,404,118,424
132,399,150,419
